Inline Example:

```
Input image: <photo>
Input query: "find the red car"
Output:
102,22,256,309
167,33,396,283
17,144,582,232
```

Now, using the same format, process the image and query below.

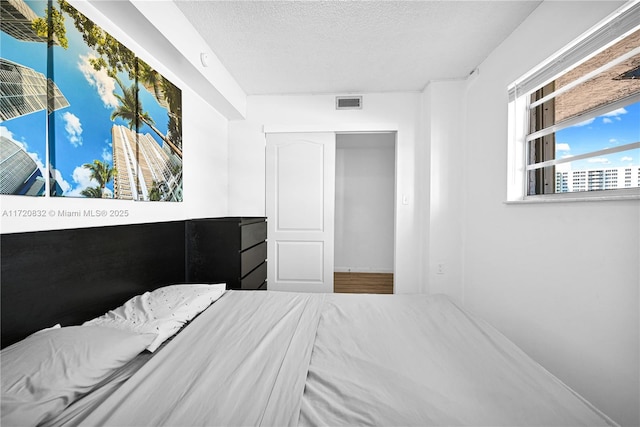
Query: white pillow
1,326,156,426
84,283,226,352
34,323,61,333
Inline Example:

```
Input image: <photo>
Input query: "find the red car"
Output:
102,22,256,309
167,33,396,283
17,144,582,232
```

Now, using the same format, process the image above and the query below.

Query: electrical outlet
436,263,445,275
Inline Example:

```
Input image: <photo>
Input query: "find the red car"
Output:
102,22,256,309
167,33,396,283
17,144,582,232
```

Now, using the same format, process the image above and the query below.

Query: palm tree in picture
80,185,103,198
111,77,183,159
138,60,167,109
82,160,116,198
149,181,163,201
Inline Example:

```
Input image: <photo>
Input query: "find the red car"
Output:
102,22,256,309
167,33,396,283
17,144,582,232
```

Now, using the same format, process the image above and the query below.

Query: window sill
505,191,640,204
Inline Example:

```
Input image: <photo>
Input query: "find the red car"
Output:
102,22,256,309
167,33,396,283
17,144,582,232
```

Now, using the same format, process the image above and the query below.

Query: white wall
447,1,638,425
335,133,395,273
0,2,232,234
228,93,423,293
422,80,467,302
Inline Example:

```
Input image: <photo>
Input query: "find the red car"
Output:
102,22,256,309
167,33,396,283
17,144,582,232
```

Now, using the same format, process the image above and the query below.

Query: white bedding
300,294,614,426
58,291,615,427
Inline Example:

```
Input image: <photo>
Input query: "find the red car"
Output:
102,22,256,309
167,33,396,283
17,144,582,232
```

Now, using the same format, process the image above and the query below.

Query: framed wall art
1,0,183,201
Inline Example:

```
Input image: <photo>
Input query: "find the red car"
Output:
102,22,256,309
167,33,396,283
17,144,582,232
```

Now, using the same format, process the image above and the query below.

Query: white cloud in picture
102,146,113,162
78,53,119,108
62,112,83,147
65,165,98,197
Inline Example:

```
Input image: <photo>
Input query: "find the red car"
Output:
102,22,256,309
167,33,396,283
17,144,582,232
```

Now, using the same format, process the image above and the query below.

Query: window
508,2,640,201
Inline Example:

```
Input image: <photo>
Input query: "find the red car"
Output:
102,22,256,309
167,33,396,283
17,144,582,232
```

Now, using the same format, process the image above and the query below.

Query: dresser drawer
240,241,267,277
241,262,267,290
240,221,267,250
186,217,267,290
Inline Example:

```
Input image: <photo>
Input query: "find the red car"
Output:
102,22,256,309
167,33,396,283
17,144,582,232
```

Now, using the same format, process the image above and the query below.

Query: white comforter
71,291,615,426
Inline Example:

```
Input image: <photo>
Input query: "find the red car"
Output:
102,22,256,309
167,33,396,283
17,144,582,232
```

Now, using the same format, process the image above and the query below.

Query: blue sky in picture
1,0,169,198
555,101,640,170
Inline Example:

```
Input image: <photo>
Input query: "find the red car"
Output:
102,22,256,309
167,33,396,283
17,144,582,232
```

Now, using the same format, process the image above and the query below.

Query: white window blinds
508,1,640,102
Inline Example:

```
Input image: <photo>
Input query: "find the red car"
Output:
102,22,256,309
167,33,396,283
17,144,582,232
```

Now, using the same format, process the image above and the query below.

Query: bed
0,221,618,426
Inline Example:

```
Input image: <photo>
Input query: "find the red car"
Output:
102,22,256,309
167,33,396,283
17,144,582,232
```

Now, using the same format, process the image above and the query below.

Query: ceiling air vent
336,96,362,110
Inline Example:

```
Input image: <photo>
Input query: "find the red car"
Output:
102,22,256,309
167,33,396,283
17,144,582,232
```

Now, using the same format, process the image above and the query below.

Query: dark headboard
1,220,186,348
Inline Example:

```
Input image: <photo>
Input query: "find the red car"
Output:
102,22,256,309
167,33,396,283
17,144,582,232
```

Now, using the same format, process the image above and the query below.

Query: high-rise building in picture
0,135,45,195
0,0,56,44
0,58,69,121
111,125,182,201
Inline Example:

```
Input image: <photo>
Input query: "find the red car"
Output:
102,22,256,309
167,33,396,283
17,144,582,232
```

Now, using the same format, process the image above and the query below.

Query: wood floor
334,272,393,294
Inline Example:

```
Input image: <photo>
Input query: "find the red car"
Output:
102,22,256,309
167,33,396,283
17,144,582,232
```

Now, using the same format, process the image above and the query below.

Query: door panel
275,142,324,230
266,132,335,293
276,241,324,281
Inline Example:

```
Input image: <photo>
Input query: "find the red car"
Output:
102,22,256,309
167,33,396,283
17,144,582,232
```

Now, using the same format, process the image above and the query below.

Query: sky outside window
555,100,640,171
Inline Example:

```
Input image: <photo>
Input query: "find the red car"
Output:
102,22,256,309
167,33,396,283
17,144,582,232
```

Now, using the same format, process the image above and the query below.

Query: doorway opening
334,132,395,294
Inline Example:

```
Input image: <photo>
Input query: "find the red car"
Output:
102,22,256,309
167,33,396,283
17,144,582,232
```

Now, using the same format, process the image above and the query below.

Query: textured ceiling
174,0,542,95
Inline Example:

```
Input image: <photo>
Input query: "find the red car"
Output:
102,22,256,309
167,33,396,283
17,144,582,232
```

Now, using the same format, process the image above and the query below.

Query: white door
265,132,335,293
